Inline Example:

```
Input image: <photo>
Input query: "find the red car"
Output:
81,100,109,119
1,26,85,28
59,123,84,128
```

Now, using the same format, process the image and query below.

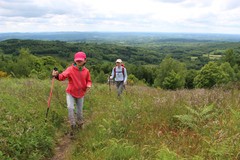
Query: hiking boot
77,121,84,129
69,131,74,137
69,125,76,138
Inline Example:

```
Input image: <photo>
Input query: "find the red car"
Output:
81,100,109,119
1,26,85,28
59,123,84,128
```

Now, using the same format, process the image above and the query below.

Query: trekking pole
45,67,58,122
123,83,127,95
108,75,111,92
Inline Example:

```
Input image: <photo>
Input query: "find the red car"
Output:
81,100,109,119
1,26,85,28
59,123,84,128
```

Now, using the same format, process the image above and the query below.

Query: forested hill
0,36,240,89
0,38,240,67
1,32,240,42
0,39,163,65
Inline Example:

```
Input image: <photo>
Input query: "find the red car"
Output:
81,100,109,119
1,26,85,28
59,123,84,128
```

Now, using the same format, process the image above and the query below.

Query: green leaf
200,104,214,117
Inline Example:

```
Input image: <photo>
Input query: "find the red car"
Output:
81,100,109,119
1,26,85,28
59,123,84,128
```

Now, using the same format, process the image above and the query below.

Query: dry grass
71,84,240,159
0,79,239,160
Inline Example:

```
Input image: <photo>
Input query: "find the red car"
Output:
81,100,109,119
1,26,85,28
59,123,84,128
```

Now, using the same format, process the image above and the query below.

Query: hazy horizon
1,31,240,35
1,31,240,42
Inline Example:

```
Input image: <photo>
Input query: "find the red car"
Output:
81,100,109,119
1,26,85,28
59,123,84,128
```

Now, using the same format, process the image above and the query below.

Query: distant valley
1,32,240,43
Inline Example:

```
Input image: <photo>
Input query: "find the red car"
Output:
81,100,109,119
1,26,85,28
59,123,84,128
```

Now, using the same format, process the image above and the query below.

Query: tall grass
0,78,239,159
0,78,67,160
72,85,240,160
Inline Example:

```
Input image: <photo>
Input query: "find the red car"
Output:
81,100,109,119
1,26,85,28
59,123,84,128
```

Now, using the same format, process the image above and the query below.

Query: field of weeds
0,78,240,160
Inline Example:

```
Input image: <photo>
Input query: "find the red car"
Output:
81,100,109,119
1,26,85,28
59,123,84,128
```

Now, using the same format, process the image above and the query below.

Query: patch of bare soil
50,121,87,160
51,134,72,160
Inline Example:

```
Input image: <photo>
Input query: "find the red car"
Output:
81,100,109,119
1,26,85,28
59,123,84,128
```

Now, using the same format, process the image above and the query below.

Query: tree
233,64,240,81
185,69,198,89
194,62,229,88
11,48,33,77
95,71,107,83
127,74,139,85
222,49,236,67
154,56,187,89
220,62,236,81
162,70,182,90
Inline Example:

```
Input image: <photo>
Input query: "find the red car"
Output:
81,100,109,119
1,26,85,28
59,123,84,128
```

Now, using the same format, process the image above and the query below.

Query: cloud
151,0,186,3
214,0,240,10
0,0,240,33
1,0,45,17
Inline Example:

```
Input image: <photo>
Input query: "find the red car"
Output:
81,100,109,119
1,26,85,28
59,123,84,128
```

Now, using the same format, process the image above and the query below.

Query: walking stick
45,67,58,122
123,83,127,95
108,75,111,92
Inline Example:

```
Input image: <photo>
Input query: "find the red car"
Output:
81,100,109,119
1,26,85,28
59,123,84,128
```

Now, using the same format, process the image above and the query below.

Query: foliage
154,56,187,89
94,70,108,83
162,70,183,90
1,36,240,159
104,139,140,160
0,70,8,78
194,62,230,88
70,84,240,160
127,74,139,85
1,79,240,159
0,39,164,66
0,48,64,79
156,146,179,160
220,62,236,81
0,78,67,160
222,49,236,67
0,39,240,88
185,69,198,89
174,104,216,132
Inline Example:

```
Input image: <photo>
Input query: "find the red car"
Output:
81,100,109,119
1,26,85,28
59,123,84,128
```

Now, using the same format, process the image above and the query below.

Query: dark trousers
115,81,124,96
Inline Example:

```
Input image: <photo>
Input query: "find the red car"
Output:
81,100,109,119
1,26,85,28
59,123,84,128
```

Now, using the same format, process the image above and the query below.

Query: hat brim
74,58,85,62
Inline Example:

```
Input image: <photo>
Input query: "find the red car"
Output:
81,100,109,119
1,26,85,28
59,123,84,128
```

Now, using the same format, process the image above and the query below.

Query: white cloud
0,0,240,34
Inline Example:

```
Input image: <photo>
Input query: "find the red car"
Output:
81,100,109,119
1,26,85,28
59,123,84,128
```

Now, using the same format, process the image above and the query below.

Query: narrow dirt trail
50,124,87,160
51,135,73,160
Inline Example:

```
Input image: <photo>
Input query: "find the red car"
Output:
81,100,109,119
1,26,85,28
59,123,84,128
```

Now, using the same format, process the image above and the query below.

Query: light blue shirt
110,66,127,83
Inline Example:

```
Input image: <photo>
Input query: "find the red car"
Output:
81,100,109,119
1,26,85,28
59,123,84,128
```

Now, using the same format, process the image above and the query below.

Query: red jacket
57,64,92,98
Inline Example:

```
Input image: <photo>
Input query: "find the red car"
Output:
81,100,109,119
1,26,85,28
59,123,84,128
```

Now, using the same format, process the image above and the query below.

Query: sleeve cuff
55,74,59,80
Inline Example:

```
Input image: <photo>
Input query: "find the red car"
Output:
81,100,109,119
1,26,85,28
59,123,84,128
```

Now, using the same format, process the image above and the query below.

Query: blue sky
0,0,240,34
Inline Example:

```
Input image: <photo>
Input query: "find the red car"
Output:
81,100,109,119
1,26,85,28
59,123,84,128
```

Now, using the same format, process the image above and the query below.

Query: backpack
114,65,125,78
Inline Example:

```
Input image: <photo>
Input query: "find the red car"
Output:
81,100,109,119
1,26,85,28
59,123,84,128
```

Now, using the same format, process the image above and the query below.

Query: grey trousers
66,93,84,126
115,81,124,96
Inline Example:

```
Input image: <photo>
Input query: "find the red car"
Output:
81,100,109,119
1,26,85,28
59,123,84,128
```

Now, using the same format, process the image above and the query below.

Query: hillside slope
0,78,240,159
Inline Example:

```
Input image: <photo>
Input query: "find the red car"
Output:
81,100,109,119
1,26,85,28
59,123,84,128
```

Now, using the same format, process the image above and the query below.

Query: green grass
73,85,240,160
0,78,240,160
202,54,222,59
0,78,67,160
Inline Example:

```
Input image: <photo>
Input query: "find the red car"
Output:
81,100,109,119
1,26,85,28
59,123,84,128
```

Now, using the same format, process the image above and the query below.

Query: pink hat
74,52,86,62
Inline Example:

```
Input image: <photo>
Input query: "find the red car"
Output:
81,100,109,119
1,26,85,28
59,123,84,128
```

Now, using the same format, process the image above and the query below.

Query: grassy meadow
0,78,240,160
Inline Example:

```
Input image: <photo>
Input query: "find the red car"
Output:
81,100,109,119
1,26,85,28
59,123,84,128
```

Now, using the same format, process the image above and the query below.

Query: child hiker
109,59,127,97
52,51,92,136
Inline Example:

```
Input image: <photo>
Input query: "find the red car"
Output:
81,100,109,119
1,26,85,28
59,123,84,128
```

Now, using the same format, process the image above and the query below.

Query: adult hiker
109,59,128,97
52,51,92,136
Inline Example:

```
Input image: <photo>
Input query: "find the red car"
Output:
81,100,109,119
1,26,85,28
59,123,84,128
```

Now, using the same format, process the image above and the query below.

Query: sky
0,0,240,34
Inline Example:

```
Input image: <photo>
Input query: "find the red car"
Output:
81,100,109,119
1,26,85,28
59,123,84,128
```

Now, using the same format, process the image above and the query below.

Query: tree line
0,39,240,89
